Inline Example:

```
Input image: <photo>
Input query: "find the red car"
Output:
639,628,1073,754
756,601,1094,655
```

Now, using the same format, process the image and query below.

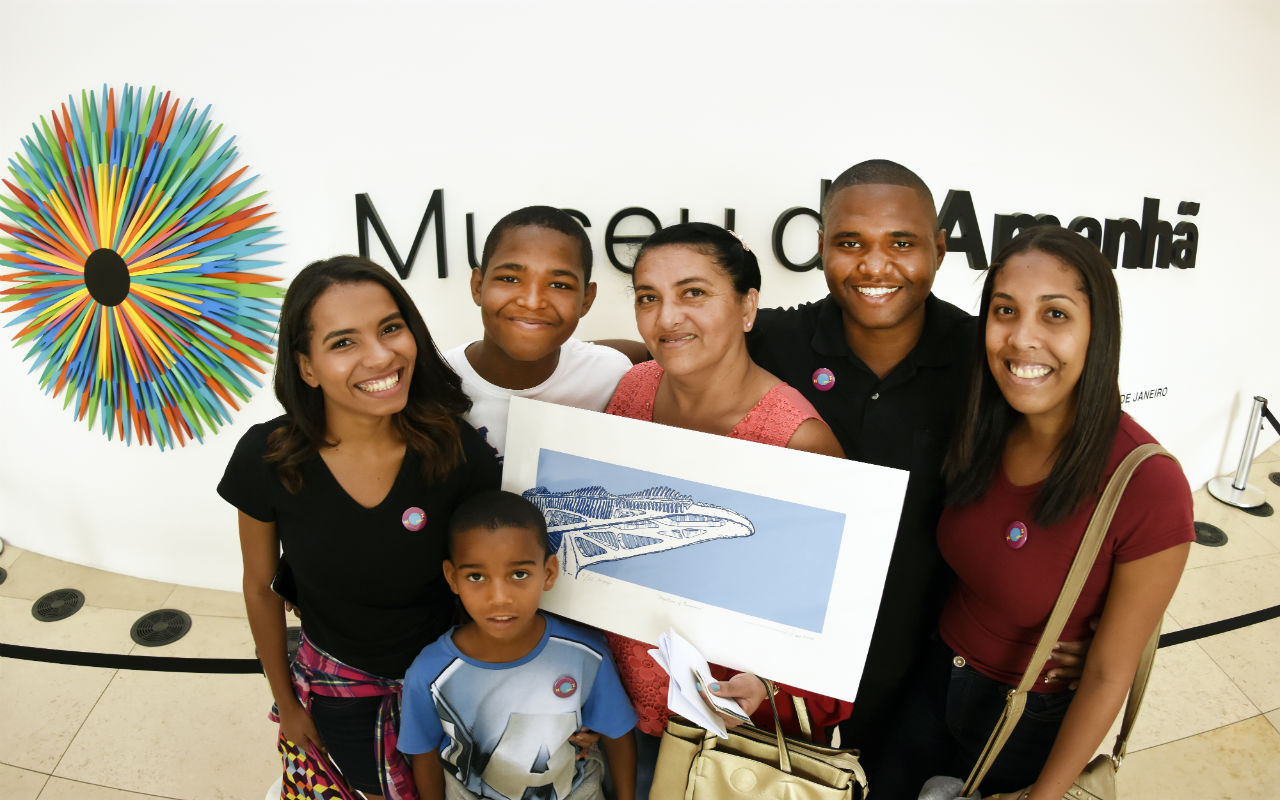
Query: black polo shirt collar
809,293,959,379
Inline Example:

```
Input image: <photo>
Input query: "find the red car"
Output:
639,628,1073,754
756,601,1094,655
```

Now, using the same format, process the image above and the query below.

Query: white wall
3,0,1277,590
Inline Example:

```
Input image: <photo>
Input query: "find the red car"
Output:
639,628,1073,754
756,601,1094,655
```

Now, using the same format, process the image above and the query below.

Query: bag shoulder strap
1015,444,1169,693
791,693,814,742
1112,620,1159,764
961,443,1173,794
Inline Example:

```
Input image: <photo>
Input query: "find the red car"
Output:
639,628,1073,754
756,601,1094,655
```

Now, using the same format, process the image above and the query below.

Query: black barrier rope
1157,604,1280,648
4,603,1280,673
1262,402,1280,436
0,642,263,673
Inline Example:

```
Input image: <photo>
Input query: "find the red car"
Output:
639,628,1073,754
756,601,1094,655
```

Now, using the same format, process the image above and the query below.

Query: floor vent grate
131,609,192,646
1193,522,1228,547
33,588,85,621
1242,502,1274,518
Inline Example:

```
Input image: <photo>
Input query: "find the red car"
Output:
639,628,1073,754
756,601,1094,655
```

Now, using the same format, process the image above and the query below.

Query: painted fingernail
710,683,721,691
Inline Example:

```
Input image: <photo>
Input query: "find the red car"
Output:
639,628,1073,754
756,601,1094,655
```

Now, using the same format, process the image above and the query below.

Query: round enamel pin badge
1006,521,1029,550
402,507,427,532
553,675,578,698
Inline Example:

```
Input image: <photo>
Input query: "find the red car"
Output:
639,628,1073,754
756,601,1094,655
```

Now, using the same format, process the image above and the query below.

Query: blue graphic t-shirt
398,613,637,800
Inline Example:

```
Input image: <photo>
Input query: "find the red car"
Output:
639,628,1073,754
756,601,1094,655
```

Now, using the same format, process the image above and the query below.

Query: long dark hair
634,221,761,294
265,255,471,492
943,226,1122,525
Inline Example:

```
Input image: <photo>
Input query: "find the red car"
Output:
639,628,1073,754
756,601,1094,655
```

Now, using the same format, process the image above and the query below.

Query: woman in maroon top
922,227,1193,799
604,222,849,798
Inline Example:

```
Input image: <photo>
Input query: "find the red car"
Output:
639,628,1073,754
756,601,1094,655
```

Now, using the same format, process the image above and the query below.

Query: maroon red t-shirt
938,414,1194,689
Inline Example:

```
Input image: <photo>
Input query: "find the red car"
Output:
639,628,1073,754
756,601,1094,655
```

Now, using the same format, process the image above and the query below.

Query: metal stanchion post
1208,396,1269,509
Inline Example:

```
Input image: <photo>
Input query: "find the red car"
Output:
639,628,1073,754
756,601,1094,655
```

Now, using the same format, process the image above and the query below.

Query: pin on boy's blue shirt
398,612,636,800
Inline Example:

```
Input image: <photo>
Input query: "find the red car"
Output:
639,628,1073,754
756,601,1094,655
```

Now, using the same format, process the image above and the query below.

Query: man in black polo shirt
749,159,973,794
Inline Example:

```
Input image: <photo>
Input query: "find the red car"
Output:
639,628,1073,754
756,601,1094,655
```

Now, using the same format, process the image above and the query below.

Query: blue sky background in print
533,449,845,632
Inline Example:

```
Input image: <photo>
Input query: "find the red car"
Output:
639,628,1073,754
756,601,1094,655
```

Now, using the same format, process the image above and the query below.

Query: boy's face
819,183,946,335
471,226,597,363
443,524,558,657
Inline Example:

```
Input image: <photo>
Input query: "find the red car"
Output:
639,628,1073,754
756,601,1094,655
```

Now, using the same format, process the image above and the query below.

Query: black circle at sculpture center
130,609,192,646
32,588,85,621
83,248,131,306
1269,471,1280,487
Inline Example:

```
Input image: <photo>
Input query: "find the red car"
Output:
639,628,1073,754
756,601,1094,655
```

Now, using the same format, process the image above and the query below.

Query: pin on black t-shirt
217,416,501,678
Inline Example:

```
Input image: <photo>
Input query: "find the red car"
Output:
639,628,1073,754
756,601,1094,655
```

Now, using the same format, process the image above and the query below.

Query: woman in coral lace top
603,222,851,796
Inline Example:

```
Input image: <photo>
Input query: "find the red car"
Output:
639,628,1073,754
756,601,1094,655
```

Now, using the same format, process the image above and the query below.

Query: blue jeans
944,654,1074,793
633,729,661,800
308,694,384,794
873,636,1075,799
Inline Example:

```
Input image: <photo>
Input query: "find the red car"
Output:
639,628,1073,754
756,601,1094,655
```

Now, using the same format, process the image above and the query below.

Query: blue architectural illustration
526,449,845,633
522,486,755,576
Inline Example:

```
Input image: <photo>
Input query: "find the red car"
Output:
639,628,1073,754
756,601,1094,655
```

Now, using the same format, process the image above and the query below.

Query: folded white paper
648,627,749,738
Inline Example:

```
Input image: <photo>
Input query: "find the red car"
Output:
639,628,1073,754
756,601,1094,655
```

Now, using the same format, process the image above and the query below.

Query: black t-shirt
217,416,501,678
748,293,976,743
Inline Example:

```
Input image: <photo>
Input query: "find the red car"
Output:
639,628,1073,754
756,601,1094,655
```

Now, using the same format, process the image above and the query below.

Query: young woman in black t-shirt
218,256,499,799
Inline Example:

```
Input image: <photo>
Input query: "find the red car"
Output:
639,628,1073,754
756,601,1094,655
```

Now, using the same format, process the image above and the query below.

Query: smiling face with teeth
819,183,946,357
296,280,418,429
985,250,1092,433
469,225,596,388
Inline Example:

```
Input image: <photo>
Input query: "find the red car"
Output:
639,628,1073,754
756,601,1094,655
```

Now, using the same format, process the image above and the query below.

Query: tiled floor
0,545,277,800
2,443,1279,799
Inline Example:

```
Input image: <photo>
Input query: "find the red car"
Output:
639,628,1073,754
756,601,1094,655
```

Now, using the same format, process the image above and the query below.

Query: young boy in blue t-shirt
443,205,640,460
399,490,637,800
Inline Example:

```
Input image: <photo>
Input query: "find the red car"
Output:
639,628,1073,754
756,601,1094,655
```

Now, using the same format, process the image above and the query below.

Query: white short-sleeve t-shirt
444,337,631,459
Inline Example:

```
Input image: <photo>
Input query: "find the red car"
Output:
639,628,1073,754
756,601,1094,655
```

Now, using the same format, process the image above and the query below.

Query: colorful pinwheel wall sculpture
0,85,282,449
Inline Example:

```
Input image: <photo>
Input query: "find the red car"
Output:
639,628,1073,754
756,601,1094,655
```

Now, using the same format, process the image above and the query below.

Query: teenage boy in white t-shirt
444,206,638,459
